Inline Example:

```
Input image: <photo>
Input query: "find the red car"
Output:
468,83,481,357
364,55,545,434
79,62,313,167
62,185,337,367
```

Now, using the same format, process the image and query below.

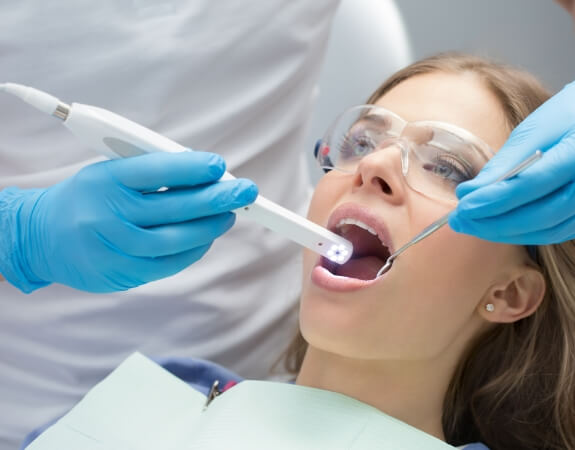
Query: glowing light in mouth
326,244,350,264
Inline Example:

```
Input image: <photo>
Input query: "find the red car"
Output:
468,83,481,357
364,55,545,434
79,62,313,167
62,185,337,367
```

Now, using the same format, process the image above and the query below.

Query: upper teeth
336,218,377,236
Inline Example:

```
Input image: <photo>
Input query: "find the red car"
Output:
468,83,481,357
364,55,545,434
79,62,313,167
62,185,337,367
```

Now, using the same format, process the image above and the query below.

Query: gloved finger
100,243,214,291
101,212,237,257
456,80,575,198
451,212,575,245
452,179,575,241
455,137,575,220
448,214,528,244
104,151,226,192
119,179,258,227
131,243,213,285
505,215,575,245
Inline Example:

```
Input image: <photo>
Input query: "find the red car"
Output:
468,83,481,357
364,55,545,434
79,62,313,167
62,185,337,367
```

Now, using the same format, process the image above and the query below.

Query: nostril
374,177,392,195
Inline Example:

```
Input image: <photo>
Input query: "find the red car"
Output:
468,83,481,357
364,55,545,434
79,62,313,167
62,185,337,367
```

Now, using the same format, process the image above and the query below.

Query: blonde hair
280,53,575,449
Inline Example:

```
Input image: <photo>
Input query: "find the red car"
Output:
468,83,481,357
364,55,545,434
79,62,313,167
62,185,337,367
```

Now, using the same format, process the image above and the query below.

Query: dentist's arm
0,151,257,293
449,80,575,245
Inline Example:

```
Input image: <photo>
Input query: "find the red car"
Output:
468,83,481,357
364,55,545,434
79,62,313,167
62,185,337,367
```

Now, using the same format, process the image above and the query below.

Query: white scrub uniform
0,1,410,448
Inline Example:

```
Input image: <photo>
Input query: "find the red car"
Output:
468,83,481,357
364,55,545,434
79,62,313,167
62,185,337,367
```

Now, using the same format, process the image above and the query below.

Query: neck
295,347,461,441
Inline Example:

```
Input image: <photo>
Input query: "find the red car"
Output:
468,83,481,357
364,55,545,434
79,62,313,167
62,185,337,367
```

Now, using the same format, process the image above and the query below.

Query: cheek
404,224,510,309
402,199,493,293
377,232,507,357
306,175,341,224
371,233,505,359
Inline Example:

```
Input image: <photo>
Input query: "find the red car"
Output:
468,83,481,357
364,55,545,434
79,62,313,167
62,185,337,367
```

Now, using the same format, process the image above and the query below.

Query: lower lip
310,262,388,292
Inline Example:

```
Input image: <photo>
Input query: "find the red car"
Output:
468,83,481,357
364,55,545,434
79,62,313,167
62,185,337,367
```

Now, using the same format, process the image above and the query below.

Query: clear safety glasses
315,105,495,202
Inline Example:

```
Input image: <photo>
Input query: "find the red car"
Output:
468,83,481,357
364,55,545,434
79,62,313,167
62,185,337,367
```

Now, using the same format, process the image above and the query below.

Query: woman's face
300,71,527,361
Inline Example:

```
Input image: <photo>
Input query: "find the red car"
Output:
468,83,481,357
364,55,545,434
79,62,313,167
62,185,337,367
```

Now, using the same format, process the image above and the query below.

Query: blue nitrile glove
0,151,258,293
449,80,575,245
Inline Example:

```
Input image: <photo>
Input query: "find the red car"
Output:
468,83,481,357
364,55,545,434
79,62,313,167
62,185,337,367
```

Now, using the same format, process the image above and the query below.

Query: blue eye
423,153,473,184
340,132,376,159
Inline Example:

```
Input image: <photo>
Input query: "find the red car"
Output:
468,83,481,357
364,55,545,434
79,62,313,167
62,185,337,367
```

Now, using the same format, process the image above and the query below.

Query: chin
299,293,382,359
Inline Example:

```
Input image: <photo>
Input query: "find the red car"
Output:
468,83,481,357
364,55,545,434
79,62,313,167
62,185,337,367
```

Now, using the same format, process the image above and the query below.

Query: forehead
373,71,510,150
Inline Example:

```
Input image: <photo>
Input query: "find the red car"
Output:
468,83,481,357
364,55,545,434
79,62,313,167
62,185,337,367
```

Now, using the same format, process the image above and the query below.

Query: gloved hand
449,80,575,245
0,151,258,293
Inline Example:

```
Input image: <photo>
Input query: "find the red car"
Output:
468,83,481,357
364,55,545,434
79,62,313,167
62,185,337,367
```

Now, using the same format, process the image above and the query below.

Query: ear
479,266,546,323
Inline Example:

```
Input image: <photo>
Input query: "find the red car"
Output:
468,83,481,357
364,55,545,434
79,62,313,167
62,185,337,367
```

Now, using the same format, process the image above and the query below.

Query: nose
351,141,407,205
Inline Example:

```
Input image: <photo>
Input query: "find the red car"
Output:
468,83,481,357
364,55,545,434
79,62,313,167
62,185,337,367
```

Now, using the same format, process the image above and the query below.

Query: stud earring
485,303,495,312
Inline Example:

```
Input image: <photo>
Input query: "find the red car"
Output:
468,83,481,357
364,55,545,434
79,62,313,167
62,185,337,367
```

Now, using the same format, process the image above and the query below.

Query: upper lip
326,202,395,254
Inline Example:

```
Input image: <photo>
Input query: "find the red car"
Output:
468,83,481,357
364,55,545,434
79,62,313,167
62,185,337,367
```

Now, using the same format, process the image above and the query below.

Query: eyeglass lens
318,107,491,201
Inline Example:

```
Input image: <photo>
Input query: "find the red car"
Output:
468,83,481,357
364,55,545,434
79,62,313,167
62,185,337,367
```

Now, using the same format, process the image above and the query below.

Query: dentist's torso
0,1,412,449
0,1,335,447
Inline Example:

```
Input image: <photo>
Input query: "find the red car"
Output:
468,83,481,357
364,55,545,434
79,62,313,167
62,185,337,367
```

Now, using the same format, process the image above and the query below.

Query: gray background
396,0,575,92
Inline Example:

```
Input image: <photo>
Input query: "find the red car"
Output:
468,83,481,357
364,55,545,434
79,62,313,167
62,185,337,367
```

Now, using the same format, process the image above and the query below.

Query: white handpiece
0,83,352,264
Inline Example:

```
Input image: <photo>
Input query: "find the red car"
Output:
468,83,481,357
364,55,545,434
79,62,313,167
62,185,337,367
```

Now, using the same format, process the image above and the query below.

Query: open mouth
322,217,392,281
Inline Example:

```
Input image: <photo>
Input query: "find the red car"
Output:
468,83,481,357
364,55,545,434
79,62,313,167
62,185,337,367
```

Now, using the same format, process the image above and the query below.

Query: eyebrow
356,114,390,127
420,120,494,158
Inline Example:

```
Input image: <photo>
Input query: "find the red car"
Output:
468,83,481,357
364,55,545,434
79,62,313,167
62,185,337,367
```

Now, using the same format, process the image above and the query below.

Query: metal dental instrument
375,150,543,278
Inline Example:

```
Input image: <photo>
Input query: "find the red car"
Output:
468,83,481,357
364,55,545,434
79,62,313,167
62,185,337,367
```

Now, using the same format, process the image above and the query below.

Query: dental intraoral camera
0,82,353,264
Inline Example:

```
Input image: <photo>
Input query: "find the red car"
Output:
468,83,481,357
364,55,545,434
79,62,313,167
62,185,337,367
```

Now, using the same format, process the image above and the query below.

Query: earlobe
480,267,546,323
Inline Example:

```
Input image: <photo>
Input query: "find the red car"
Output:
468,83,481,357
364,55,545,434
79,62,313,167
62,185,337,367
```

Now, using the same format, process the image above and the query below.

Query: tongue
334,256,385,280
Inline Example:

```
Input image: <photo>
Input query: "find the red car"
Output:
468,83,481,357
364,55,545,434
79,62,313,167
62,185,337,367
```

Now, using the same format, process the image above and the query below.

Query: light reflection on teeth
336,218,377,236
